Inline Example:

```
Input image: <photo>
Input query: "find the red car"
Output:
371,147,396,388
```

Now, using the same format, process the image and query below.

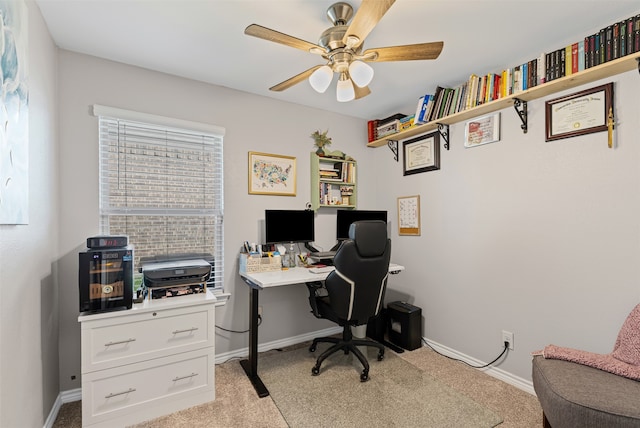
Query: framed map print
248,152,297,196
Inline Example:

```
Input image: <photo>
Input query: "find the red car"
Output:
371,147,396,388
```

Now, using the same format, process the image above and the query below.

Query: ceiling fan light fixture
336,73,355,102
309,65,333,93
348,60,374,87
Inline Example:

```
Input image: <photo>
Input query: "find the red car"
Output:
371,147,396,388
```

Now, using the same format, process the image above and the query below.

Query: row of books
367,13,640,142
318,182,352,206
319,161,356,183
546,13,640,83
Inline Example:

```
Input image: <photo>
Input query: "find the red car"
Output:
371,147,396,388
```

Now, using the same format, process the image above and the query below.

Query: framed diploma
397,195,421,236
545,82,613,142
402,132,440,176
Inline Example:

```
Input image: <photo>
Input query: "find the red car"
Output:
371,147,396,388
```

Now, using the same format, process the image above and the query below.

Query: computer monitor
336,209,388,241
265,209,315,244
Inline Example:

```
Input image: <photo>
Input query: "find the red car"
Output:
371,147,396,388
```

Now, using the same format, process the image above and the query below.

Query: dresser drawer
82,348,214,427
81,304,214,373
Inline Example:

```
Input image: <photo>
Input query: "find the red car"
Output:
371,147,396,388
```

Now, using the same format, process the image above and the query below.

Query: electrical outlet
502,330,514,350
258,306,263,317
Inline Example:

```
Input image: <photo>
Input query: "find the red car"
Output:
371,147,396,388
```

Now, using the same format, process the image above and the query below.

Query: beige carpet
259,346,502,427
53,346,542,428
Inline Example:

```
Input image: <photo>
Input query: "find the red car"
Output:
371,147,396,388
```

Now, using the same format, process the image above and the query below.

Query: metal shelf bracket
437,123,450,150
513,98,528,133
387,140,399,162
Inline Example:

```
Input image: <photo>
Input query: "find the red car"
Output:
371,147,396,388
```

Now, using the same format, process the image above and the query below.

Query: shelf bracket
637,58,640,75
513,98,528,133
436,123,450,150
387,140,399,162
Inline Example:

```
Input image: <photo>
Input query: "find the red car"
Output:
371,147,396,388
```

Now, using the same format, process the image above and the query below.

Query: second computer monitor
336,209,388,241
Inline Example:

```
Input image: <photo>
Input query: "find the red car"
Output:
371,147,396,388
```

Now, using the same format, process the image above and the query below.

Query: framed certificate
545,83,613,142
402,132,440,176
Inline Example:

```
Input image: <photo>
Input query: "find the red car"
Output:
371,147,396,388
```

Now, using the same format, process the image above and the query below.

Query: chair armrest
306,281,325,318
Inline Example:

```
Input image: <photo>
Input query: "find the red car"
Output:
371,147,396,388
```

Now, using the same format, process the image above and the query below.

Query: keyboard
308,266,334,274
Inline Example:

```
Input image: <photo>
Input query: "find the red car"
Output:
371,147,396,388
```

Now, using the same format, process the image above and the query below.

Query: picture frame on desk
402,132,440,176
545,82,613,142
248,152,297,196
464,112,500,148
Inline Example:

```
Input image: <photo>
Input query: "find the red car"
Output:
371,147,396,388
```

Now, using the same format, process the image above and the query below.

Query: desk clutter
239,252,282,273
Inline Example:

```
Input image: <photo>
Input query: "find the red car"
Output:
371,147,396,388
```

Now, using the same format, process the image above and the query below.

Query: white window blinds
94,105,225,291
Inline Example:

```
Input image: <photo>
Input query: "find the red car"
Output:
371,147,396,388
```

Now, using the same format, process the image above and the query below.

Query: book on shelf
613,22,620,60
605,25,613,62
367,119,378,142
620,19,627,57
414,95,433,125
577,41,585,72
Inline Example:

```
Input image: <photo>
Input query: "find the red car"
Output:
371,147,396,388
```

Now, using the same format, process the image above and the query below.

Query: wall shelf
310,152,357,211
367,52,640,148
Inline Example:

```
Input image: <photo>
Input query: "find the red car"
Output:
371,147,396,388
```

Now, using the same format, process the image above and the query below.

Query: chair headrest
349,220,388,257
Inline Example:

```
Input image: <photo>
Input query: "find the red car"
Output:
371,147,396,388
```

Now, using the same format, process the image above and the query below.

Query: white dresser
78,291,216,427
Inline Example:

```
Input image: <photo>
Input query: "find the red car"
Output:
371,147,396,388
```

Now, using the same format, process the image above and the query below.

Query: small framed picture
403,132,440,176
397,195,421,236
248,152,296,196
464,112,500,148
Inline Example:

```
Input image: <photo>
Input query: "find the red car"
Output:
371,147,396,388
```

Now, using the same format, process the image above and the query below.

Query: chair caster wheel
360,371,369,382
312,366,320,376
377,351,384,361
309,344,316,352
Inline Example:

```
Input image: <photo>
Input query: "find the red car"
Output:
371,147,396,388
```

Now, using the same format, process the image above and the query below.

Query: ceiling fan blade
354,85,371,100
269,65,323,92
245,24,325,54
363,42,444,62
343,0,395,49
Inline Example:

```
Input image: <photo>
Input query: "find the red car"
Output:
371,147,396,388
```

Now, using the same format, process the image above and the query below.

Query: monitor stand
305,242,320,253
330,241,342,252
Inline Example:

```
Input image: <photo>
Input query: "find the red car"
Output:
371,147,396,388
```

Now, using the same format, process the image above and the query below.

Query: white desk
239,263,404,398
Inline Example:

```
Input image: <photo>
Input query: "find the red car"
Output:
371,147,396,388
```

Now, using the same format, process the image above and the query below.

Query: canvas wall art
0,0,29,224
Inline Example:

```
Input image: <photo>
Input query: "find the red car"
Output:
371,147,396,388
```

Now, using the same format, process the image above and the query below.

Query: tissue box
239,253,282,273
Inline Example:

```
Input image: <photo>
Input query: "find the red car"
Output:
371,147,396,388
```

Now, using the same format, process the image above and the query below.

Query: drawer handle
172,372,198,382
105,388,136,399
172,327,198,335
104,338,136,346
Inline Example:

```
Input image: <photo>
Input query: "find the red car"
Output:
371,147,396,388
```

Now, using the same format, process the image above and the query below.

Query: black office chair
307,220,391,381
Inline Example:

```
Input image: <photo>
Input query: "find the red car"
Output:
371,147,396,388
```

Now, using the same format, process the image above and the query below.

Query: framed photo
248,152,296,196
397,195,421,236
545,82,613,142
403,132,440,176
464,112,500,148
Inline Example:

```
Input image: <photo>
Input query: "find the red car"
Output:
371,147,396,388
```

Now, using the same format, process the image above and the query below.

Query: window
93,105,225,291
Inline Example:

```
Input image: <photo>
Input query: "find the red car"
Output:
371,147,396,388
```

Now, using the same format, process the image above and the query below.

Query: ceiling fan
244,0,443,102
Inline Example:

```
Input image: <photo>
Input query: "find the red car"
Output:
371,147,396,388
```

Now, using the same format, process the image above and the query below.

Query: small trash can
387,301,422,351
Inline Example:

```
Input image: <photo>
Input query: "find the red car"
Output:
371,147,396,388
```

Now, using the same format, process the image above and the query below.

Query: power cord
215,315,262,334
422,338,509,369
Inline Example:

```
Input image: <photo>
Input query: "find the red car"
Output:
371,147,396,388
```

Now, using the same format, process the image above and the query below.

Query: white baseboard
43,388,82,428
424,338,535,395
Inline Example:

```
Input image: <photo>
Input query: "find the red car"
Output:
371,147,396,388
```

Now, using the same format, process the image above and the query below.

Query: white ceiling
35,0,640,120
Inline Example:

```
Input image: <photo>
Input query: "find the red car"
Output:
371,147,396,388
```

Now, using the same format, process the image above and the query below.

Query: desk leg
239,285,270,398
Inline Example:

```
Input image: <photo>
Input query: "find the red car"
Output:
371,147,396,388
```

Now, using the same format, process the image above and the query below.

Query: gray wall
3,3,640,424
56,50,373,391
0,1,58,427
376,70,640,381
